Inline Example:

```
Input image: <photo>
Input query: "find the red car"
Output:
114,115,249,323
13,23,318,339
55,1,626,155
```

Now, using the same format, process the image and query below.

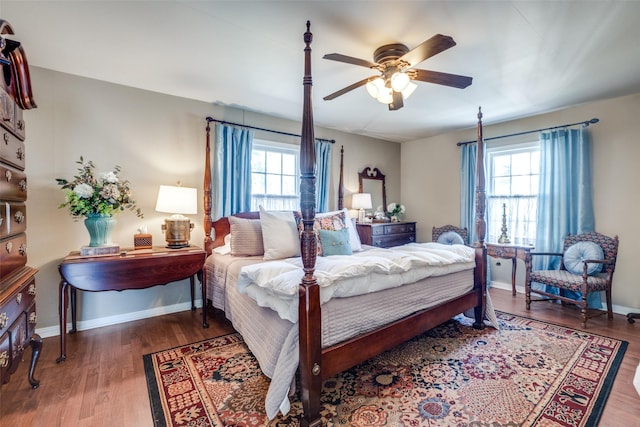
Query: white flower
387,202,397,212
399,204,406,214
101,171,119,183
73,183,94,198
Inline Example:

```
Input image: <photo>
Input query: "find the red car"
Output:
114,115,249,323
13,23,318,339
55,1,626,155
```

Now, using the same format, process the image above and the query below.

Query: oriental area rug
143,312,627,426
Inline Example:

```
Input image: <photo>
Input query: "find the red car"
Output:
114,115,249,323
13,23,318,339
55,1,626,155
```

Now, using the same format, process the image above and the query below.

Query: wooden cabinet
0,19,40,390
356,222,416,248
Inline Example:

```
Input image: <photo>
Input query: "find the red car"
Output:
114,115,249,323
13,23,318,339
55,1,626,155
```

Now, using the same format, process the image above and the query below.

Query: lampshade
352,193,372,210
155,185,197,215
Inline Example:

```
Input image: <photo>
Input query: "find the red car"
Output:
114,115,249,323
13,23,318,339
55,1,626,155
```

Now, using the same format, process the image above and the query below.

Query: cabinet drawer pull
0,312,7,329
0,351,8,368
5,169,11,181
17,119,24,131
29,312,37,324
19,243,27,256
16,147,24,160
14,210,24,223
18,179,26,192
3,133,8,144
16,292,22,304
5,241,12,253
28,283,36,296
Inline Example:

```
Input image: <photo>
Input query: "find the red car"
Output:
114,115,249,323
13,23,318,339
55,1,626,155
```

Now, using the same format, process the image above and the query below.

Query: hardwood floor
1,288,638,426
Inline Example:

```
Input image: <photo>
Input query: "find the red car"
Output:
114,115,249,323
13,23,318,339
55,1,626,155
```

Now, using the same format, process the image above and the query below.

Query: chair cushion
530,270,609,292
437,231,464,245
564,241,604,275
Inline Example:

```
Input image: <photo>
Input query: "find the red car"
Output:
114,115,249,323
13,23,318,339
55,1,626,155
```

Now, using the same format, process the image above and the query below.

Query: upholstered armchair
525,231,619,328
432,225,468,245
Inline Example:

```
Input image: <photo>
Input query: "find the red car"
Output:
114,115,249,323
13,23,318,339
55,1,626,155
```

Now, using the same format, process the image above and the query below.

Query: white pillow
316,208,362,252
259,207,301,260
212,234,231,255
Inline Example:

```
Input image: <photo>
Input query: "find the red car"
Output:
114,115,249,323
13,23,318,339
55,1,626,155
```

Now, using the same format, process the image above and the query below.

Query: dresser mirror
358,167,387,213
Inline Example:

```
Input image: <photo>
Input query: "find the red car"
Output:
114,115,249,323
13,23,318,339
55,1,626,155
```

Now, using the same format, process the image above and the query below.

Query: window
486,143,539,246
251,139,299,211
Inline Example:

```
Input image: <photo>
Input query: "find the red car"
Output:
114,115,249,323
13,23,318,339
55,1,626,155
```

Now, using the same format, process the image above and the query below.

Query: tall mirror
358,167,387,214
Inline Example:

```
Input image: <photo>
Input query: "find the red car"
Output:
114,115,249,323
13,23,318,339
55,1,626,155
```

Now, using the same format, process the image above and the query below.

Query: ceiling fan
323,34,472,111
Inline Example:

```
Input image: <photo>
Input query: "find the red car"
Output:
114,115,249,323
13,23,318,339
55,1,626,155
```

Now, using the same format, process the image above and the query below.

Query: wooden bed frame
202,21,487,427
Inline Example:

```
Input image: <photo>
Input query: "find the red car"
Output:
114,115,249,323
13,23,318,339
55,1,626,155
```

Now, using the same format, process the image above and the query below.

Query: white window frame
486,141,539,246
251,139,300,211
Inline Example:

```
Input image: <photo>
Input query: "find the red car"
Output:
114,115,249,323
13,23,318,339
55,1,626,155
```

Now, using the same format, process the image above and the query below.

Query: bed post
473,107,487,328
204,117,214,255
338,145,344,210
298,21,322,427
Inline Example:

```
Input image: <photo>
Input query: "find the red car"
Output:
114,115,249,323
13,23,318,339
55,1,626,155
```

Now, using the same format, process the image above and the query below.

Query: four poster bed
201,22,488,426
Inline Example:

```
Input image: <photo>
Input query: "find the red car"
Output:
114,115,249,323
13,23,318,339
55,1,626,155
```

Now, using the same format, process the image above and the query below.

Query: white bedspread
237,242,476,322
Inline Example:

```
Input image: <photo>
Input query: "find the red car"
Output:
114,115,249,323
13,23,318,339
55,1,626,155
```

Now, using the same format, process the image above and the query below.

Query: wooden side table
57,246,207,363
486,243,534,296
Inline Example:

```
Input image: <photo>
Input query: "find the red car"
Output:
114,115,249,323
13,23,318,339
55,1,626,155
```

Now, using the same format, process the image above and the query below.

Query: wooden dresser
0,19,40,389
356,221,416,248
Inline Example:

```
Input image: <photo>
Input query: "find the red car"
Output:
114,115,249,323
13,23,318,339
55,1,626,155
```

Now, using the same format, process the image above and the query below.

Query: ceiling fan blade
389,91,404,111
413,69,473,89
399,34,457,68
323,77,373,101
323,53,379,69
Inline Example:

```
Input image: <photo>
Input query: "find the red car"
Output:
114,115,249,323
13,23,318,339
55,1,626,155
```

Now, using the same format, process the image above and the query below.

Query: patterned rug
143,312,627,426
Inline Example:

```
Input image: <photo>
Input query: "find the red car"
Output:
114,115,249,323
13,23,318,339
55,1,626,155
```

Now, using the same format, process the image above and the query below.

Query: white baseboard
35,299,203,339
490,280,634,317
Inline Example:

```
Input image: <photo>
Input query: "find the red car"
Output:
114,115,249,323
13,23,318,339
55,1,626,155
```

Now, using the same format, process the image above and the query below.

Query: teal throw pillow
564,241,604,275
318,228,352,256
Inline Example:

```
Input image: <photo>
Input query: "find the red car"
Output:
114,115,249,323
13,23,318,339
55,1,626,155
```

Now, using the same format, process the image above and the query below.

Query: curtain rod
456,117,600,146
205,116,335,144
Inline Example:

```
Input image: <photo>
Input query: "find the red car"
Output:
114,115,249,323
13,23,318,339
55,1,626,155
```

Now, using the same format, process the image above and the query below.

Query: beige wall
402,93,640,313
27,67,400,336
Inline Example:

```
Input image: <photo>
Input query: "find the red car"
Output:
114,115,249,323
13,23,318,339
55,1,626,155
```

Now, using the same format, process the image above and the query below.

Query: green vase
84,213,116,247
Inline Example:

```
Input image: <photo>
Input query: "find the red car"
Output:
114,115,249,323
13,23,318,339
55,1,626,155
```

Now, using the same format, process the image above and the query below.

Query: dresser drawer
0,88,25,141
383,223,415,235
0,233,27,277
0,164,27,201
371,233,416,248
6,202,26,236
0,276,35,331
0,129,25,170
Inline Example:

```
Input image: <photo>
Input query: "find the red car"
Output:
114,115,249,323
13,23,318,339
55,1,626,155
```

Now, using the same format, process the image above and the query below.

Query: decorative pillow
229,216,264,256
318,228,353,256
296,210,347,256
259,207,301,260
212,233,231,255
318,208,362,252
437,231,464,245
564,241,604,275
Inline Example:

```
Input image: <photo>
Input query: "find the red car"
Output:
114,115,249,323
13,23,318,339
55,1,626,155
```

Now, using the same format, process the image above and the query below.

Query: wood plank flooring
1,288,638,426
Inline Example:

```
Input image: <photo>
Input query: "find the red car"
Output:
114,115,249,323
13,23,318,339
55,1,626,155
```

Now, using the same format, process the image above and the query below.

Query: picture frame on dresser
0,19,41,390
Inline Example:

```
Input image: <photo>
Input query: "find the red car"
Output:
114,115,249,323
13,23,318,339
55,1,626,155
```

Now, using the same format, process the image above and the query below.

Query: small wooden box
134,233,152,249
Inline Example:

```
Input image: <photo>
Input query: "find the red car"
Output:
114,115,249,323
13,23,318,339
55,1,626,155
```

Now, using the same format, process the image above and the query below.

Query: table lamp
155,184,197,248
352,193,372,223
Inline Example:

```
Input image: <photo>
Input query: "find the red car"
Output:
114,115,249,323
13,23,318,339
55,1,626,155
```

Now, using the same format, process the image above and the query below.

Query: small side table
486,243,534,296
57,246,208,363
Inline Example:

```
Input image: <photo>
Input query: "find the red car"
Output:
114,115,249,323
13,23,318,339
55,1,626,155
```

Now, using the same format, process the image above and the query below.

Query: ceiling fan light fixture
365,77,385,98
402,82,418,99
390,71,410,92
376,87,394,104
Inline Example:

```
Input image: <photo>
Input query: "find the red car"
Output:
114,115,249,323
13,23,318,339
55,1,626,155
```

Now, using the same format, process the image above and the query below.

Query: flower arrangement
386,202,405,221
56,157,143,219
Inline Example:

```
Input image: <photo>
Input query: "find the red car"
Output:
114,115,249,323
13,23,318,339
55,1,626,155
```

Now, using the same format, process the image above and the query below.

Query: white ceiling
3,1,640,143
